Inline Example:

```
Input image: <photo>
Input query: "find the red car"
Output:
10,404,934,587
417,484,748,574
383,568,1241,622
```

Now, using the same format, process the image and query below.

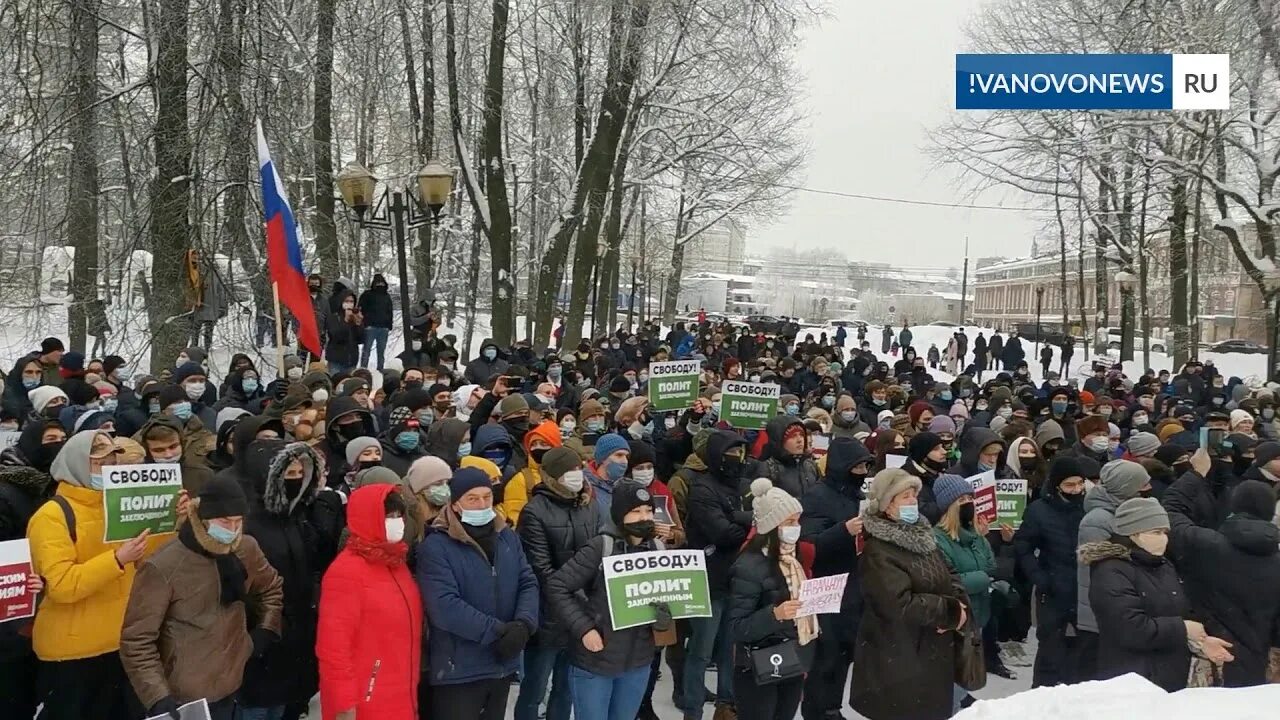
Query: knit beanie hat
1254,441,1280,467
59,351,85,373
1230,409,1254,429
103,355,127,377
908,432,944,463
876,409,894,425
609,375,633,394
928,415,956,435
1154,443,1189,468
1112,497,1169,536
345,436,382,466
950,402,970,419
28,386,68,413
498,393,530,419
932,474,972,513
1099,460,1149,500
352,466,404,490
1049,456,1086,487
405,456,452,494
990,416,1008,434
907,401,932,426
449,467,492,501
610,480,655,529
579,398,606,421
158,384,187,410
864,468,922,516
593,433,630,464
541,446,581,481
1230,480,1277,520
197,475,250,519
1126,432,1161,459
749,478,803,534
626,440,656,470
1158,422,1186,444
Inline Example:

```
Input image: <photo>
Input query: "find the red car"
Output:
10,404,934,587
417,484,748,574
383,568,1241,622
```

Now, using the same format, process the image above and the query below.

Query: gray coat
1075,484,1125,634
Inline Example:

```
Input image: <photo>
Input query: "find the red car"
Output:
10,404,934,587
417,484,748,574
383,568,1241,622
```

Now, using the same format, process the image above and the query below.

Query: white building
683,219,747,275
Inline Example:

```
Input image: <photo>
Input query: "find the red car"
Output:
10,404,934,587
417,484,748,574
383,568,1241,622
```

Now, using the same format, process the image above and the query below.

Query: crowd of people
0,303,1278,720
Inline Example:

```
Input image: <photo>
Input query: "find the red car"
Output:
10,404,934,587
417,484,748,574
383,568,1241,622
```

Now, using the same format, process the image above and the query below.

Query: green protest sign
647,360,701,412
719,380,780,429
995,478,1028,528
602,549,712,630
103,463,183,542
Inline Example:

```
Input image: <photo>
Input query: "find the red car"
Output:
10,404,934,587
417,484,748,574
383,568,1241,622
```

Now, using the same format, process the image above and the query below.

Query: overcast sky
751,0,1043,269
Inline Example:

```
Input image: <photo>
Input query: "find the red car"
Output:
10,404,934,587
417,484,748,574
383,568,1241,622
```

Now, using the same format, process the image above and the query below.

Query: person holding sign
120,476,283,720
850,468,969,720
0,466,48,720
544,481,667,720
27,429,168,719
727,479,816,720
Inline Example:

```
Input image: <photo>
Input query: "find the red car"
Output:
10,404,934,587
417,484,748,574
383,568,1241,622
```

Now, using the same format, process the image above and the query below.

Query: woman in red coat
317,484,423,720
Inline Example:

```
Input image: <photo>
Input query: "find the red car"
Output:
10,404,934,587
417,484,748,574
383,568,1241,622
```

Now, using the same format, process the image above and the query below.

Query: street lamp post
335,161,454,355
1115,270,1137,363
1035,286,1044,370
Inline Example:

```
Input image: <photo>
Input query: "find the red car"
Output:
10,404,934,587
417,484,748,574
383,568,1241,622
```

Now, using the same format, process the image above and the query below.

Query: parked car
1207,339,1268,354
744,314,785,333
928,320,958,327
1096,326,1167,354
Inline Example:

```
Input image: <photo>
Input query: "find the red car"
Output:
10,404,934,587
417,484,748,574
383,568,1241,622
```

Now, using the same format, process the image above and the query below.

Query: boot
637,702,661,720
712,703,738,720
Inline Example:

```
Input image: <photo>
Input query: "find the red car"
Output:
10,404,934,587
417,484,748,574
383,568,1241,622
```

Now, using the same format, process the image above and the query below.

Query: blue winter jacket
418,510,540,686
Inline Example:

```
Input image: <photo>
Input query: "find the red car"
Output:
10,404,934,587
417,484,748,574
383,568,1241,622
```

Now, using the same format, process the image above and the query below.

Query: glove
250,627,278,658
651,602,673,632
148,697,181,719
492,620,531,661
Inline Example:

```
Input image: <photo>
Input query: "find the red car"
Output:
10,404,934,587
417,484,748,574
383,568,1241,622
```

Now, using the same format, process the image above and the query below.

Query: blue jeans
569,664,651,720
682,597,734,713
514,644,571,720
361,326,390,370
235,706,284,720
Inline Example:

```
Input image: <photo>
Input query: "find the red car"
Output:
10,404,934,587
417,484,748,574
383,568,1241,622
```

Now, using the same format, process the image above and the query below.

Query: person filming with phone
1161,427,1246,531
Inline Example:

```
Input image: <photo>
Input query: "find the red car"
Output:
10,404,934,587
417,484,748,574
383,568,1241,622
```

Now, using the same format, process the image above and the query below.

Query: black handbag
749,639,805,685
954,621,987,691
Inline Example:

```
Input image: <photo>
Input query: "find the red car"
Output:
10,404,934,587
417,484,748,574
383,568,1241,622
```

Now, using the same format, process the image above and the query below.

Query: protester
851,468,967,720
121,476,283,720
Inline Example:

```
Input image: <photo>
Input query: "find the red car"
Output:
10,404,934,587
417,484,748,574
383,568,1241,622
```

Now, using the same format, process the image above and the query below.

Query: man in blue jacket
419,467,540,719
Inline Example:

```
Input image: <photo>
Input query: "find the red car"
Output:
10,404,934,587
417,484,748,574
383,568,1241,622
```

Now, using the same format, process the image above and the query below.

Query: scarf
347,535,408,567
178,522,247,606
775,543,818,646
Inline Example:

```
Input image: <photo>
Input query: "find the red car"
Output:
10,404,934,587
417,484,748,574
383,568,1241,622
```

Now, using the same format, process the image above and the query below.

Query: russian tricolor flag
256,119,321,357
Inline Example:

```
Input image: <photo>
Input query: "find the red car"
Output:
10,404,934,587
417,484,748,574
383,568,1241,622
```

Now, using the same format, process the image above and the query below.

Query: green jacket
934,526,996,628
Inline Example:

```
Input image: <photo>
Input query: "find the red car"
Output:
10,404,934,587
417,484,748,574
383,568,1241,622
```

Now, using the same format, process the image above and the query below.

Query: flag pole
272,281,286,377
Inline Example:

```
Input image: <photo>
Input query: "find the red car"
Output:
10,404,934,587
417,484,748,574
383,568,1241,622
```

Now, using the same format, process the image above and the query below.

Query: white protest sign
0,431,19,451
885,454,907,469
797,573,848,617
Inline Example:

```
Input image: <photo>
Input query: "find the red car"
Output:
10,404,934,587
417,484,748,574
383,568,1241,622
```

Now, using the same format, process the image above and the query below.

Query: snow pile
956,673,1280,720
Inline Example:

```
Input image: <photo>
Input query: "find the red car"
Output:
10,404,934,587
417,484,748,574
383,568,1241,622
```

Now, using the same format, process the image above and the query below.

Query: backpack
600,535,665,557
47,495,76,542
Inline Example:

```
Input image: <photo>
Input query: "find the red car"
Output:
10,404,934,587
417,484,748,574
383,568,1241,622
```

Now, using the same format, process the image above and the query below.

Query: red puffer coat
316,484,423,720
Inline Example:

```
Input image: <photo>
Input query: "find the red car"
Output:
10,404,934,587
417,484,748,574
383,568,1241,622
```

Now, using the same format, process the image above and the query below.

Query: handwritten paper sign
797,573,848,616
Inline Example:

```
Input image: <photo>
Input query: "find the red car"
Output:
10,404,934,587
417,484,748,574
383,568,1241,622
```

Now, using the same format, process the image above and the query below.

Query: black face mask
403,381,424,391
1173,461,1192,477
530,447,549,465
503,418,531,440
925,458,949,472
1060,491,1085,505
848,471,868,487
42,405,61,420
1043,444,1060,460
284,478,304,501
1020,456,1041,470
623,520,656,540
338,423,367,443
958,502,976,527
32,441,64,473
720,457,744,478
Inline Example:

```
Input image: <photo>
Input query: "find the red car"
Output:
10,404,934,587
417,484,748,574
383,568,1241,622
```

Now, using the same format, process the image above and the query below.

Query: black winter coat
1161,464,1242,530
1014,489,1084,620
727,549,812,670
1000,336,1024,368
0,465,53,661
239,440,343,707
800,437,869,641
518,482,601,646
685,430,751,595
1167,510,1280,687
545,533,659,676
850,513,966,720
325,310,362,368
358,286,395,329
1082,539,1190,692
759,416,820,499
904,460,943,525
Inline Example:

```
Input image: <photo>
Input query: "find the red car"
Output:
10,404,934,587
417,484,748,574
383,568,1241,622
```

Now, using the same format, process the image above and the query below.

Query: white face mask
184,382,206,401
287,367,303,380
632,467,655,486
385,517,406,543
1131,531,1168,557
560,469,585,493
778,525,802,545
312,388,329,403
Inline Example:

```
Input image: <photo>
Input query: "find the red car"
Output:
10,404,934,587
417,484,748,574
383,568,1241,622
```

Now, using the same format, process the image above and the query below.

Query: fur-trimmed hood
1077,539,1131,566
245,439,323,516
0,464,54,497
861,510,937,555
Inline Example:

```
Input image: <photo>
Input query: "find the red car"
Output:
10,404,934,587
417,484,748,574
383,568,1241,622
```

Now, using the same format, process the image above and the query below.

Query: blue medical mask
171,402,193,421
897,503,919,524
976,463,993,473
586,418,606,434
427,484,452,506
89,473,104,490
872,398,886,407
242,378,259,394
102,398,118,413
1051,400,1068,414
483,348,498,361
207,523,240,544
940,391,952,401
148,400,161,415
460,507,496,526
785,403,800,416
417,410,434,427
822,395,835,408
457,442,472,458
395,431,420,451
22,377,39,390
605,461,628,483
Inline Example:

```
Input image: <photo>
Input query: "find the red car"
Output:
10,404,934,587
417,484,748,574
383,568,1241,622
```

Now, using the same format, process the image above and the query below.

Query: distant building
683,219,747,275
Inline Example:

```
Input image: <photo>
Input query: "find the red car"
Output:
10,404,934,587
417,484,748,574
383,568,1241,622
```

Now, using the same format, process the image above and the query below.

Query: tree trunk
1093,172,1111,353
147,0,193,373
662,190,689,323
1075,164,1089,346
312,0,339,280
1053,163,1069,333
67,0,100,353
1169,175,1190,369
480,0,515,345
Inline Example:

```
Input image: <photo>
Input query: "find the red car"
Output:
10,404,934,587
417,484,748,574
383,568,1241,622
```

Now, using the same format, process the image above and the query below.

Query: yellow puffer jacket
29,483,168,661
